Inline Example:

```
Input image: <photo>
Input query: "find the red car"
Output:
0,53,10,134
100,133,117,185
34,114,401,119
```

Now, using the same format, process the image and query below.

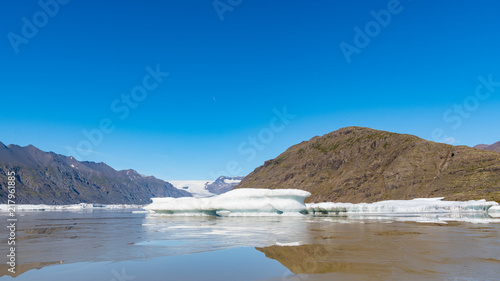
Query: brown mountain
474,141,500,153
0,142,191,204
236,127,500,203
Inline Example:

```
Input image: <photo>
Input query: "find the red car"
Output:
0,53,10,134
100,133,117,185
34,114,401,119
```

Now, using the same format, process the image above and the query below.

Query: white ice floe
0,203,142,212
168,180,216,198
306,197,499,214
144,188,311,216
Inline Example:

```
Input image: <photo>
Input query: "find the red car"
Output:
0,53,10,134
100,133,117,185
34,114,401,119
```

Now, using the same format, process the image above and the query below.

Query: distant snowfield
168,180,216,198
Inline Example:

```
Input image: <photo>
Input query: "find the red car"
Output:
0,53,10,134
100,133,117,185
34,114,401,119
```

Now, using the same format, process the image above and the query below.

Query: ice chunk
215,210,231,217
306,198,498,214
488,205,500,212
144,188,311,216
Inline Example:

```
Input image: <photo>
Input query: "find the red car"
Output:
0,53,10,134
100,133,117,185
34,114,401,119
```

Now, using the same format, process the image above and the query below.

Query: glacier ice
144,188,311,216
305,197,499,214
224,179,242,184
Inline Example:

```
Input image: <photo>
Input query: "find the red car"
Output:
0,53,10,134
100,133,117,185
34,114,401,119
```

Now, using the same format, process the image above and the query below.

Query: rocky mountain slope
0,142,191,204
236,127,500,203
474,141,500,153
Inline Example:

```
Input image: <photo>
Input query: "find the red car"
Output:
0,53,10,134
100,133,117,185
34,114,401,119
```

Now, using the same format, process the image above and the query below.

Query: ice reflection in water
140,215,313,256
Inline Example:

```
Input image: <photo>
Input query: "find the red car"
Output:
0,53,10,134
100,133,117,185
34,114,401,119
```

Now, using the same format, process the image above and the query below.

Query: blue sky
1,0,499,180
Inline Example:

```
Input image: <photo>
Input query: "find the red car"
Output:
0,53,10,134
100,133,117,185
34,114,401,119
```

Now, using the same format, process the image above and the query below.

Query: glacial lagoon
1,208,500,281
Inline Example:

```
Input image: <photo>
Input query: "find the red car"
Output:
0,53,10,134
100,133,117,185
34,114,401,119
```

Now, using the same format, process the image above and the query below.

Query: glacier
224,179,242,184
143,188,311,216
168,180,216,198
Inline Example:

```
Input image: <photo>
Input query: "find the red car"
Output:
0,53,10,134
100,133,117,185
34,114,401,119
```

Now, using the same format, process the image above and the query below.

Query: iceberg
305,197,499,214
144,188,311,216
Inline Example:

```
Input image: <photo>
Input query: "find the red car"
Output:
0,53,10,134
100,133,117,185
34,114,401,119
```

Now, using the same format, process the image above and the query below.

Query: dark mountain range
474,141,500,153
0,142,191,204
236,127,500,203
205,176,245,194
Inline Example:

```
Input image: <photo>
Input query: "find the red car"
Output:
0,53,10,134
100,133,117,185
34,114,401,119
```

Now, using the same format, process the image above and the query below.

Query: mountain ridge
474,141,500,153
0,141,191,204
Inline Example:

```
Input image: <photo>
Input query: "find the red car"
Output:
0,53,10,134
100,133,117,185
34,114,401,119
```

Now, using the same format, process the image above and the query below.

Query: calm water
1,210,499,280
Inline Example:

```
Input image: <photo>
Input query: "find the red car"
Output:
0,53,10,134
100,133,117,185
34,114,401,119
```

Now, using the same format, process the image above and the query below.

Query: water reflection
258,221,500,280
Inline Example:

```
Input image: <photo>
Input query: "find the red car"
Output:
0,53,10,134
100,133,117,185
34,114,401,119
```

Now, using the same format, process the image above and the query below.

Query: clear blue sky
1,0,499,180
